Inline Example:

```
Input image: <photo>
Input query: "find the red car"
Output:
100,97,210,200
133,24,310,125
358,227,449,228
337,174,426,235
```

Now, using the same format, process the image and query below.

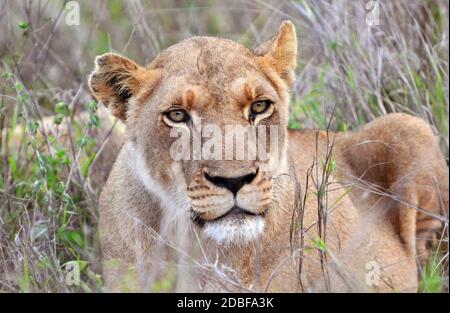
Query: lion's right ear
88,53,147,121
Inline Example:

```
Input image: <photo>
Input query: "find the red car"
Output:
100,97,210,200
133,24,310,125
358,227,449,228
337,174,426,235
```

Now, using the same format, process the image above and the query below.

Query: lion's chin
203,215,265,245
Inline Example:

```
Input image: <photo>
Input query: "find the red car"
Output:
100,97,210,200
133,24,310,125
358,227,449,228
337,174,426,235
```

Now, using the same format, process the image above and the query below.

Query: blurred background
0,0,448,292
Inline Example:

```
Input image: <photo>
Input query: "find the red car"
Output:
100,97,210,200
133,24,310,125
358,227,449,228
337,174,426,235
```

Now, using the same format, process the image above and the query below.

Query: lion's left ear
253,20,297,87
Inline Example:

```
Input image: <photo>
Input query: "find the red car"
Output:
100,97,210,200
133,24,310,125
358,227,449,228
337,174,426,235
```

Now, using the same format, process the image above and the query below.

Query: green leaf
86,100,98,113
77,260,89,272
57,225,86,249
88,114,100,128
55,101,70,116
27,121,39,136
338,122,348,132
53,113,64,125
18,21,29,30
1,71,13,79
15,82,25,92
68,231,85,248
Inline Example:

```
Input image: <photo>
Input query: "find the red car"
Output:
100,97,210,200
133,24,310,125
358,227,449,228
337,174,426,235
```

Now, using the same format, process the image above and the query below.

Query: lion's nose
204,169,258,196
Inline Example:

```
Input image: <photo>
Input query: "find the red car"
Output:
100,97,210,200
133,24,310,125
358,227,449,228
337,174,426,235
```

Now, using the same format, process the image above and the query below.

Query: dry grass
0,0,448,292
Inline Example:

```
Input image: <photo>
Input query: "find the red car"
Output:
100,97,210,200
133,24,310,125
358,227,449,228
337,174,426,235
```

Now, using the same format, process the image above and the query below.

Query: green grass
419,255,448,293
1,75,103,292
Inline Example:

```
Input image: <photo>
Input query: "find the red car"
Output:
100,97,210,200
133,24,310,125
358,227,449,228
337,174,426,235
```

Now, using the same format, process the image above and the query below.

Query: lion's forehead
135,37,284,112
149,36,259,79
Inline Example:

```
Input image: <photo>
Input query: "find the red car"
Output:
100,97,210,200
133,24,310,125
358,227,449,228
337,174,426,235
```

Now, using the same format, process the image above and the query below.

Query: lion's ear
89,53,146,121
253,20,297,87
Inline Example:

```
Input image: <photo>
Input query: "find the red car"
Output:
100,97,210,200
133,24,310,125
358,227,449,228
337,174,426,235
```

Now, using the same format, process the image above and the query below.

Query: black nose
204,169,258,195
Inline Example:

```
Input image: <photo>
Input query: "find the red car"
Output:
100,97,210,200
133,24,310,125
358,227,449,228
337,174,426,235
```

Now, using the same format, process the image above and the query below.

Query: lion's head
89,21,297,245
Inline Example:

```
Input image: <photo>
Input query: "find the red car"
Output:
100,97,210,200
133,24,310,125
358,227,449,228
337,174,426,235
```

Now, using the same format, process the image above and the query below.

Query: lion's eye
250,100,271,115
165,108,189,123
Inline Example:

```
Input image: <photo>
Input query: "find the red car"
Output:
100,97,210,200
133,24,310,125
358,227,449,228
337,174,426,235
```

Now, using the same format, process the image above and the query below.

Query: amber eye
165,108,189,123
250,100,271,116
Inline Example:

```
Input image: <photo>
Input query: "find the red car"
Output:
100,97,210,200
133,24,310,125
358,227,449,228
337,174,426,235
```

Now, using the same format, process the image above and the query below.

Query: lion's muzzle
188,166,273,244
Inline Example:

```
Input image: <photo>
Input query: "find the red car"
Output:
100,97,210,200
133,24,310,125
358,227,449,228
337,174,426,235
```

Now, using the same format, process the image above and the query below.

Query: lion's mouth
191,206,266,245
191,205,262,227
191,205,266,245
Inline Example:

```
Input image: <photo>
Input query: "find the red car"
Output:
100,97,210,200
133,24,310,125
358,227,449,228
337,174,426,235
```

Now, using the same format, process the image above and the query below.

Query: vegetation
0,0,448,292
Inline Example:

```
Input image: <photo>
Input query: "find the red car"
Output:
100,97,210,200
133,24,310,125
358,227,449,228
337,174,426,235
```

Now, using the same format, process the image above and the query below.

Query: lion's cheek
236,183,272,215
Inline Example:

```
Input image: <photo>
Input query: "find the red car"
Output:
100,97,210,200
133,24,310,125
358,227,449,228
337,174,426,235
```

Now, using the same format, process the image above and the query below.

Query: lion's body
90,21,448,292
98,113,447,292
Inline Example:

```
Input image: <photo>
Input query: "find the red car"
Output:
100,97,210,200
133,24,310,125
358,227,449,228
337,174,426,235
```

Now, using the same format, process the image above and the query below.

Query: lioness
89,21,448,292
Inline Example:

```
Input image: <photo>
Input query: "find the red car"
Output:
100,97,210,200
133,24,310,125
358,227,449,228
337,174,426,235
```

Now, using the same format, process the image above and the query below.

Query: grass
0,0,448,292
420,254,447,293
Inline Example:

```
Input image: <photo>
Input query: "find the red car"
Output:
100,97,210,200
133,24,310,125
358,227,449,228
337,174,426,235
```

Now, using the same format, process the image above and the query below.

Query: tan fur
89,21,448,292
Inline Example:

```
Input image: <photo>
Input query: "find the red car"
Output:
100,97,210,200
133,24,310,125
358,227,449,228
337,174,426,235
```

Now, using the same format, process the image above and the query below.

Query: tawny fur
89,21,448,292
